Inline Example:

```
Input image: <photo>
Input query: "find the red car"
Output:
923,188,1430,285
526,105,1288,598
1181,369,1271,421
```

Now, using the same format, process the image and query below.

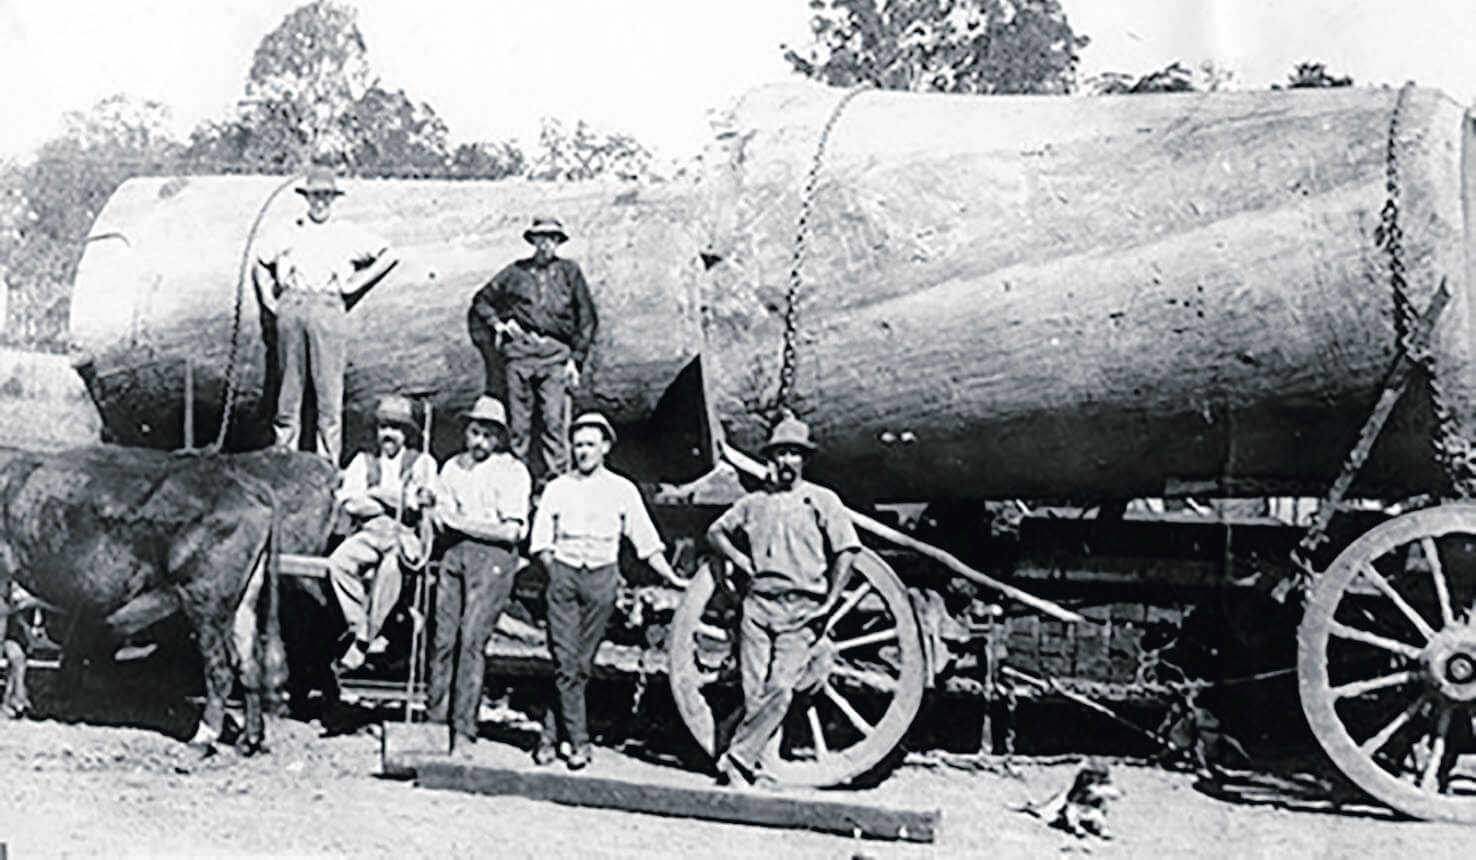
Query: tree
449,141,526,181
1,95,183,347
1278,62,1352,90
339,87,452,178
782,0,1089,95
1087,60,1232,96
526,118,656,182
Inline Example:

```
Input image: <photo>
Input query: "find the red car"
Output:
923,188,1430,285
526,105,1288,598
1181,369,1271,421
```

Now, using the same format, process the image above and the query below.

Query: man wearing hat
426,395,532,752
705,413,861,787
468,216,598,489
528,411,686,769
324,394,438,671
254,165,399,465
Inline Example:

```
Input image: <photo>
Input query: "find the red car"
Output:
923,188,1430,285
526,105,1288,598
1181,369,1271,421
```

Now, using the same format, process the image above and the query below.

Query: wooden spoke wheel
1299,503,1476,822
667,549,925,788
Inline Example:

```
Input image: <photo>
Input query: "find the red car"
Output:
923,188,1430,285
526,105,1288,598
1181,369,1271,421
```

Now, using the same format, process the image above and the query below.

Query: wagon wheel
1299,503,1476,822
667,548,925,787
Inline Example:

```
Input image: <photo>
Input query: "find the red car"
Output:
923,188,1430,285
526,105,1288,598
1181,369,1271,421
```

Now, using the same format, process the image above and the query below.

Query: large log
68,84,1476,501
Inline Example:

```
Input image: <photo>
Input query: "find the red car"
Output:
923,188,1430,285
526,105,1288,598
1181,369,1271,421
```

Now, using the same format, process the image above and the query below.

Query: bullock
0,445,338,753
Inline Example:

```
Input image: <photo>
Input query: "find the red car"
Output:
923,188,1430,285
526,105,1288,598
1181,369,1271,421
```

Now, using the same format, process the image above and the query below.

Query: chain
774,85,870,420
1375,82,1476,499
213,173,301,450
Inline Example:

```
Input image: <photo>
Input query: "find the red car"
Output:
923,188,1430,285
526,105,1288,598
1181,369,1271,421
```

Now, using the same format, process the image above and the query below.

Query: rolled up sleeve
820,491,861,555
621,484,665,560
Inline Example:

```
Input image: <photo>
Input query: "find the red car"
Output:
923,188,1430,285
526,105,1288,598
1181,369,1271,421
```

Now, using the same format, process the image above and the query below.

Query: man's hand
564,358,581,390
802,597,840,630
342,495,385,519
416,487,436,508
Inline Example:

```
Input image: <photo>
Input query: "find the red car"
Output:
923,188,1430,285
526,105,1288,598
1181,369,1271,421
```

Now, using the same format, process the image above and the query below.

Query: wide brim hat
569,411,617,444
295,166,344,197
373,394,417,431
760,414,818,455
523,216,569,244
461,395,508,427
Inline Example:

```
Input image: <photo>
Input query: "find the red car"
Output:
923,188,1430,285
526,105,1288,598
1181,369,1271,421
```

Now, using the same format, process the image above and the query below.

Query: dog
1157,686,1251,781
1020,760,1123,840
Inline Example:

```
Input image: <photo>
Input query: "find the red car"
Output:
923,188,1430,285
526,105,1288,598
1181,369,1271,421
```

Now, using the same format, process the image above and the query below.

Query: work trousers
539,560,620,751
726,592,822,772
273,291,347,464
468,311,571,485
426,539,518,742
325,516,413,645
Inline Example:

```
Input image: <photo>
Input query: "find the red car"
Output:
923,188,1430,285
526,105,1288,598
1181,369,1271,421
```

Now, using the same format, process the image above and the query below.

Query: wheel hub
1423,631,1476,703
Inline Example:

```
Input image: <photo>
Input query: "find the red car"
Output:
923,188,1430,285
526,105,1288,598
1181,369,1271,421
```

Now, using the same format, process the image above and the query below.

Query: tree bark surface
69,84,1476,500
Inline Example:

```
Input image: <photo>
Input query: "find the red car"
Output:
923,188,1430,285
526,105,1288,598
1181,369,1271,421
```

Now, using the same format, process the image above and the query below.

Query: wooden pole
720,441,1085,624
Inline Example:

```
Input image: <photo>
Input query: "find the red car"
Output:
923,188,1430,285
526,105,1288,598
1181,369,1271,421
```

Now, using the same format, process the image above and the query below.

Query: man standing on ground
325,394,437,672
254,166,398,464
529,412,686,770
469,217,597,490
705,414,862,787
426,396,531,753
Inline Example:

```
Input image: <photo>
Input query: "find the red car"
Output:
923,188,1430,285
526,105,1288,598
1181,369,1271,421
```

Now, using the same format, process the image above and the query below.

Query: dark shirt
472,256,598,366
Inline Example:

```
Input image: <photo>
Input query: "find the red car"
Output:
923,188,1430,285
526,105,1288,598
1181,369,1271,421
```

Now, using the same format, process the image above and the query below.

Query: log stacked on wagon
57,83,1476,818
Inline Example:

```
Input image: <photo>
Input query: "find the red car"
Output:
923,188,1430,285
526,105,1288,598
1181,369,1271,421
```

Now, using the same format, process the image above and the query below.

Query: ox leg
103,588,182,638
232,556,270,756
2,639,27,718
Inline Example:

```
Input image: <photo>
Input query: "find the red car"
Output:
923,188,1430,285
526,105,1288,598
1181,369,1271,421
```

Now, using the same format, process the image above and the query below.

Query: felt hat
461,395,508,427
523,216,568,244
373,394,416,431
761,413,818,456
569,411,617,443
295,165,343,197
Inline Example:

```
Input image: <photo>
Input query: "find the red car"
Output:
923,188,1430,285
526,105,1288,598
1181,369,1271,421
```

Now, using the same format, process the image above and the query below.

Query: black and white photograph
2,1,1476,855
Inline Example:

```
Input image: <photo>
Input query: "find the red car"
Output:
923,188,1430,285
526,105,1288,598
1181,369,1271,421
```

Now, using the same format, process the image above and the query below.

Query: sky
2,0,1475,162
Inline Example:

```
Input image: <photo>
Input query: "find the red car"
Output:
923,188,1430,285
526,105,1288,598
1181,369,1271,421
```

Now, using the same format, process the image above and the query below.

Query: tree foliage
782,0,1089,95
1,95,183,347
1277,62,1353,90
526,118,656,182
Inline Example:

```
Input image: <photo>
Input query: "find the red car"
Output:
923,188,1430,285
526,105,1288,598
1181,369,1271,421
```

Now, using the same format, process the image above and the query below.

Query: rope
213,173,302,450
774,85,870,420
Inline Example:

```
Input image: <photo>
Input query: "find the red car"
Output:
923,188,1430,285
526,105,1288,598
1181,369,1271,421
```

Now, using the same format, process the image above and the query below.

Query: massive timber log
69,84,1476,501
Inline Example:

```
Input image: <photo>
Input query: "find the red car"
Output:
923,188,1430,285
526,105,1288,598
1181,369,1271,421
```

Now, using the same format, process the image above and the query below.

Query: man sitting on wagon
327,394,437,672
705,413,861,787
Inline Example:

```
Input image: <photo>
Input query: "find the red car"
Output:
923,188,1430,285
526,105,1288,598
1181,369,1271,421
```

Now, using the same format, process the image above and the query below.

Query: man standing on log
426,396,531,753
326,394,437,673
254,166,398,464
468,217,598,492
705,414,861,787
529,411,686,770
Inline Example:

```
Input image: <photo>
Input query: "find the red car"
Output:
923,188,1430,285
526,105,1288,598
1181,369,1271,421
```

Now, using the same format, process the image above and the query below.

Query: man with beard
426,395,531,753
326,394,437,672
529,412,686,769
705,414,861,787
254,167,398,465
468,217,597,491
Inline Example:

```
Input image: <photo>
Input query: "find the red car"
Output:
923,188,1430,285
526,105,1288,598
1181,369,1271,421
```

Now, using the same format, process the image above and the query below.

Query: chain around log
775,85,870,423
1376,82,1476,499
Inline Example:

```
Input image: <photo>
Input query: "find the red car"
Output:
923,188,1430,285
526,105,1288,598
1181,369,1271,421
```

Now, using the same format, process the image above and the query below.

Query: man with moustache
325,394,437,672
529,411,686,770
705,414,861,788
468,217,598,490
426,395,531,753
254,166,398,464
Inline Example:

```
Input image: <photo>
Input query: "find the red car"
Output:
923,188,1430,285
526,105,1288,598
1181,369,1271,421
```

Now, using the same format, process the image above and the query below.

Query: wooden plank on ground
381,721,450,778
415,760,940,843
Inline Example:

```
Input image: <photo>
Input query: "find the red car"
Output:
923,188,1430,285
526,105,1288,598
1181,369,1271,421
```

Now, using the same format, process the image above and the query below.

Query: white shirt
530,467,664,568
258,216,388,295
337,449,437,504
437,451,531,528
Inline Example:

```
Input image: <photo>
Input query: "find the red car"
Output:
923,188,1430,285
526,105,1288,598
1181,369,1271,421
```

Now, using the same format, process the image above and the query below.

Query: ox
0,445,337,753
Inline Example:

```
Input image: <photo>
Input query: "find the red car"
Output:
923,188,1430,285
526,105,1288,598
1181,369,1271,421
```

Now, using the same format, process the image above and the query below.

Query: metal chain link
1375,82,1476,499
213,173,301,450
775,85,870,420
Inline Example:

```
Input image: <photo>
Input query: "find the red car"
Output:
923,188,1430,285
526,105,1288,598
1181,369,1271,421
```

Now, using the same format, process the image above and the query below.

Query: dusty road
0,712,1468,859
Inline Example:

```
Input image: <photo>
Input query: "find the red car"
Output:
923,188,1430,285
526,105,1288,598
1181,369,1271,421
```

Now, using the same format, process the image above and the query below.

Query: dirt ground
1,705,1471,860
